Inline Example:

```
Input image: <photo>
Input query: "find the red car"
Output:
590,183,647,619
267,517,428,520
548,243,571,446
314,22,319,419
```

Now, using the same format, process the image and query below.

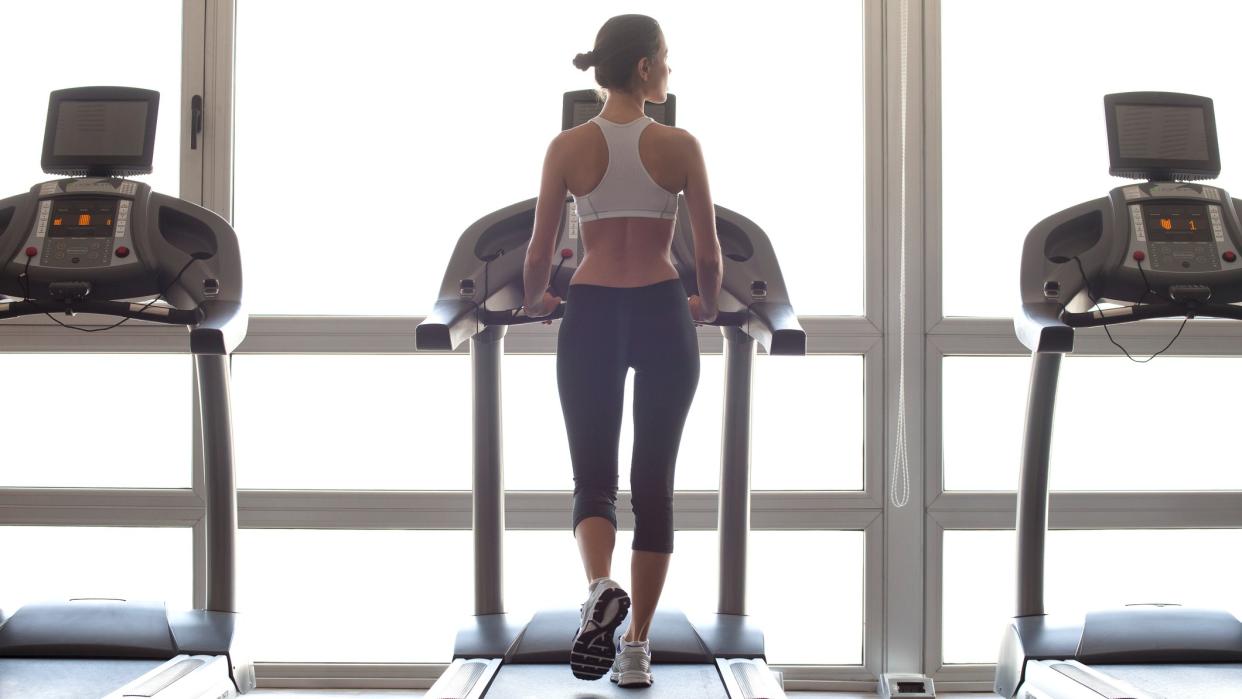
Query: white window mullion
181,0,207,205
202,0,236,221
883,0,930,677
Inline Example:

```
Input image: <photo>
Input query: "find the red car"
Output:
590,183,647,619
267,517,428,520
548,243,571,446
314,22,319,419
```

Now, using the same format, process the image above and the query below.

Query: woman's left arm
523,136,569,309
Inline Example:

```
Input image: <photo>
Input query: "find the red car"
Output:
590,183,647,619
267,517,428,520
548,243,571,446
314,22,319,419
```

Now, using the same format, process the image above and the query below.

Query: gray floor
250,692,996,698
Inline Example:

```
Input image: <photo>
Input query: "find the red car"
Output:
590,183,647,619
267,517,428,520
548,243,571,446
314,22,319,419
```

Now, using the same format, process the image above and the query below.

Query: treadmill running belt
0,657,164,698
484,663,729,698
1093,663,1242,699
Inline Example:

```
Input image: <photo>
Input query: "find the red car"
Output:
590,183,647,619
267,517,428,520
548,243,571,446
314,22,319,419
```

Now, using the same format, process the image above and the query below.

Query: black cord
1070,255,1187,363
20,254,200,333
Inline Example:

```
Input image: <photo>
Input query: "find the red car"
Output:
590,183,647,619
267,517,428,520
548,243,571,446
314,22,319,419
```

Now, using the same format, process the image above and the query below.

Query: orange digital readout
78,213,91,226
1160,218,1173,230
1190,220,1198,231
52,218,62,226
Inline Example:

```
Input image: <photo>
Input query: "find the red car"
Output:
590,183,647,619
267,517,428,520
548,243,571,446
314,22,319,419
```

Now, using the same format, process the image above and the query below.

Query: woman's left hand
523,290,562,319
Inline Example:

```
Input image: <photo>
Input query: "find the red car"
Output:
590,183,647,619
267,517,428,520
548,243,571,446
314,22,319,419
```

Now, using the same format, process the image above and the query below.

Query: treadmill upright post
718,326,755,617
472,325,507,616
195,353,238,614
1016,351,1062,618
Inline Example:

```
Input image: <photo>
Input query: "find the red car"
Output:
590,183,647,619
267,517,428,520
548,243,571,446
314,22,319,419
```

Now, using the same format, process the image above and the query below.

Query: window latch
190,95,204,150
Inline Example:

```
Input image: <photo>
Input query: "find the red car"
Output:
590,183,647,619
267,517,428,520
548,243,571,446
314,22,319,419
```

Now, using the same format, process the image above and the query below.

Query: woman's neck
600,90,646,123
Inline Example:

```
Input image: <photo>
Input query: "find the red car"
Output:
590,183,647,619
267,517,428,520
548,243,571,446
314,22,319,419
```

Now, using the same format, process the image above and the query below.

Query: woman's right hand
688,295,717,324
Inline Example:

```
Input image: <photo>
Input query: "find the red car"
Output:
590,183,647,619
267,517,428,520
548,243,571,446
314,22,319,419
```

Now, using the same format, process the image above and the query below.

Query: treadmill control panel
1123,184,1238,273
14,180,141,270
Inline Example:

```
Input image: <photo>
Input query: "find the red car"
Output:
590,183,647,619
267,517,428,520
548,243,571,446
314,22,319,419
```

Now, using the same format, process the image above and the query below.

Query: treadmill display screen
1142,203,1212,242
1116,104,1211,162
47,199,118,238
53,100,149,157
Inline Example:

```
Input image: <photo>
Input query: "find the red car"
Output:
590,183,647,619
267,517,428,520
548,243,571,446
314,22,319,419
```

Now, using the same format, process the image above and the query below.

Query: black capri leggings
557,279,701,554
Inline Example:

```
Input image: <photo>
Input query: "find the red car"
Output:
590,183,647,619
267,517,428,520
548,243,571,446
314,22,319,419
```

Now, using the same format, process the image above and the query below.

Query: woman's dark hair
572,15,663,92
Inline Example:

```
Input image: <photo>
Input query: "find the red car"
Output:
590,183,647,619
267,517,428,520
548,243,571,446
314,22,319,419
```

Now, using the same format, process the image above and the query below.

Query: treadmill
997,91,1242,698
417,90,803,698
0,87,253,698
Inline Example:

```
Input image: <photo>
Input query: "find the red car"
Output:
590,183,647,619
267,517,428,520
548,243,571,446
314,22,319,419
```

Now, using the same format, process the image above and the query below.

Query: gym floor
249,692,996,698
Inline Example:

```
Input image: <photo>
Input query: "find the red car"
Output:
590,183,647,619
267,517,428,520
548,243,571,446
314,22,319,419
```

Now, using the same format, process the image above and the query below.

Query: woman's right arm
682,132,722,319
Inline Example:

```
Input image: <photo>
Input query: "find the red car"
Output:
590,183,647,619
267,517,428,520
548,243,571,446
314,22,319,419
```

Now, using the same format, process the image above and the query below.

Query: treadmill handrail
0,298,202,325
1061,301,1242,326
418,300,806,354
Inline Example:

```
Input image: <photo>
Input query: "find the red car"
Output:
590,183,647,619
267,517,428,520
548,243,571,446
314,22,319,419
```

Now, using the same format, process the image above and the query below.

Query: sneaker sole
570,587,631,680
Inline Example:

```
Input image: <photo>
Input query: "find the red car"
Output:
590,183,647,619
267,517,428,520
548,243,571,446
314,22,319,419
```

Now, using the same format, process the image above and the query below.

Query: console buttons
1225,251,1237,263
1182,260,1191,268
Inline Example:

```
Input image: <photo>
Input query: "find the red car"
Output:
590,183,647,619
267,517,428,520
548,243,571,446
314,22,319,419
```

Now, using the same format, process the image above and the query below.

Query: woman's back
558,116,690,288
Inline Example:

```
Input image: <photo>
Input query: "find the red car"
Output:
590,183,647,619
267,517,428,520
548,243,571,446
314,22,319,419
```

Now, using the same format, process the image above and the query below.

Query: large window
233,1,865,315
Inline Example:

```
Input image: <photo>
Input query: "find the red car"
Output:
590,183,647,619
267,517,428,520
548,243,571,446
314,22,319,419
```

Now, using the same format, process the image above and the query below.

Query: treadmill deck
0,657,164,699
1093,662,1242,699
483,663,728,698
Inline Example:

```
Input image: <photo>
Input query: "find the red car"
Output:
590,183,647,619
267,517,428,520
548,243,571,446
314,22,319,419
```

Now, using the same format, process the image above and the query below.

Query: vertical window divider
881,0,930,680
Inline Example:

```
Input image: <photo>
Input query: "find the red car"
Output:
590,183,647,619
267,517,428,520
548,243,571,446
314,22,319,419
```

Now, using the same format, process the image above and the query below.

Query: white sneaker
570,578,631,680
611,638,653,688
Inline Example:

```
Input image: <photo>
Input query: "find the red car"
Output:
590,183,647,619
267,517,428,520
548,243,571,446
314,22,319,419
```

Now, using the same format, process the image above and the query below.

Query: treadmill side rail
1023,660,1161,699
425,658,501,699
103,654,239,698
715,658,786,699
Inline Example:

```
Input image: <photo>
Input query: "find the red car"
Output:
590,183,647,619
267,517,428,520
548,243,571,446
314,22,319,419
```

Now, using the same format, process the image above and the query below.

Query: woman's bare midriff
570,216,680,288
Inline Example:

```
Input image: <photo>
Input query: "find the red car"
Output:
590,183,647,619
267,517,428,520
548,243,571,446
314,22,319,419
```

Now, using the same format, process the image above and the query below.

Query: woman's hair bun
572,51,595,71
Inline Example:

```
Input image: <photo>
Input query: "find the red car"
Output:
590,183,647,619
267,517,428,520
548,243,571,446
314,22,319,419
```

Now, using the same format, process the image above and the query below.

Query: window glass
941,0,1242,317
234,1,864,314
0,526,191,613
943,356,1242,491
943,529,1242,664
753,355,864,491
751,530,864,665
0,2,182,197
0,354,190,488
232,354,471,490
238,529,472,662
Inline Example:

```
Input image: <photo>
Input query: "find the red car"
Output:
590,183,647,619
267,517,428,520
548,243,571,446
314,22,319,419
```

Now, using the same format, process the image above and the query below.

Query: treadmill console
1119,182,1237,274
20,180,142,271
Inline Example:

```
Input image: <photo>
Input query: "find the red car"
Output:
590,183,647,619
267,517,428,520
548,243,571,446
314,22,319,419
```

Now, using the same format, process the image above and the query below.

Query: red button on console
24,246,37,258
116,246,130,258
561,248,574,259
1225,251,1237,263
1133,251,1146,262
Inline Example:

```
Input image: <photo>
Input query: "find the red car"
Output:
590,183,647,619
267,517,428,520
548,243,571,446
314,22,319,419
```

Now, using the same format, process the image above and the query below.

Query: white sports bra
573,115,679,223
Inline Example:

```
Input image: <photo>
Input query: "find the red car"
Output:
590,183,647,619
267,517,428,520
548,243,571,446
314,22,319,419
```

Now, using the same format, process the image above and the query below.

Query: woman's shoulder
644,122,700,157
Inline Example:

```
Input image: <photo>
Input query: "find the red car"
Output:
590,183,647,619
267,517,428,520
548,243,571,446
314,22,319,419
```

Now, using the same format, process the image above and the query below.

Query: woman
520,14,723,688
